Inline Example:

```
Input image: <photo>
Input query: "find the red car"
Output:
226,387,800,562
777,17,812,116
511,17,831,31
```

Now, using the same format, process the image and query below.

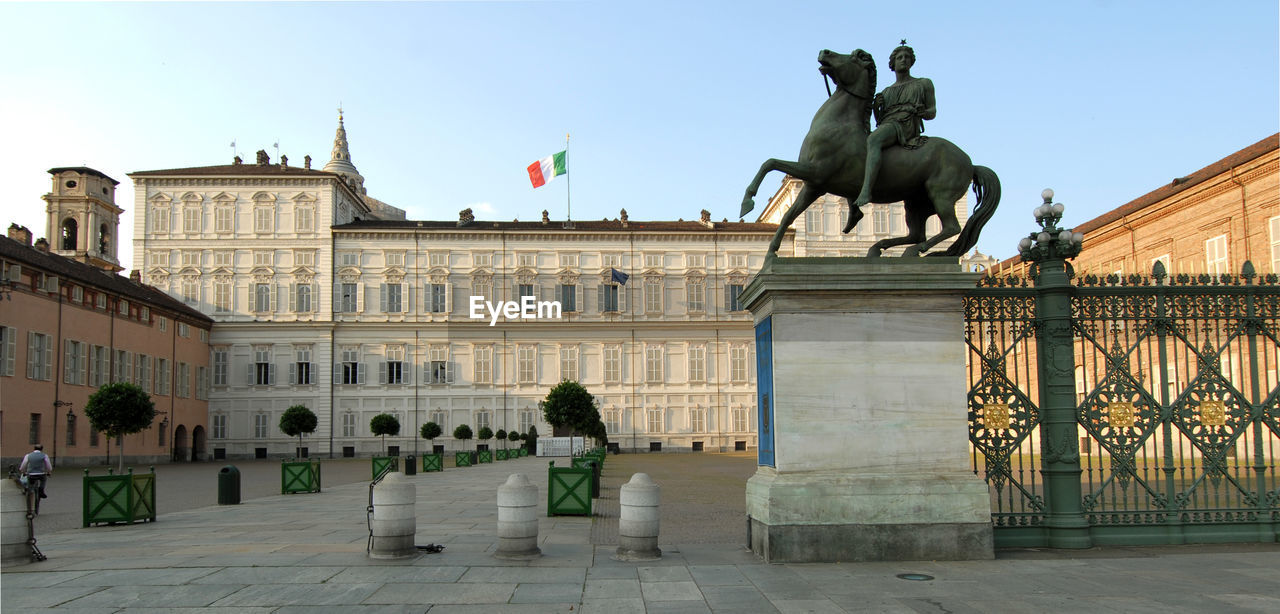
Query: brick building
0,167,213,468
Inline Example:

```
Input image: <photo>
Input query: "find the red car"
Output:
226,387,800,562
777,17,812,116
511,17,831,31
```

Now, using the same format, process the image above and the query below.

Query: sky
2,1,1277,273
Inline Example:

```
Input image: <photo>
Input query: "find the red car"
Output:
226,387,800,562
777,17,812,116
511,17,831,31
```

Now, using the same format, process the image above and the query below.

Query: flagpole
564,132,572,228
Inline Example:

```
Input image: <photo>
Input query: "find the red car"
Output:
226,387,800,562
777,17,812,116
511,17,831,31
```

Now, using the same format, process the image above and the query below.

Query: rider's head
889,42,915,71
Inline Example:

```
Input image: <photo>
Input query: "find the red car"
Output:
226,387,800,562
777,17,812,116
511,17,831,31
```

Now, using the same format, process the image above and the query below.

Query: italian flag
527,150,567,188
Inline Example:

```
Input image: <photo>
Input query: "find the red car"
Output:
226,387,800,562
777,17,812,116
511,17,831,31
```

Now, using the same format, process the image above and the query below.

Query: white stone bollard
370,471,417,559
1,478,31,566
495,473,541,560
615,472,661,561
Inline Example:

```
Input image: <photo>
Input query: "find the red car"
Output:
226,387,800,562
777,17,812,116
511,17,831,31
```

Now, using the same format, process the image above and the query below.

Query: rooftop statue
741,44,1000,257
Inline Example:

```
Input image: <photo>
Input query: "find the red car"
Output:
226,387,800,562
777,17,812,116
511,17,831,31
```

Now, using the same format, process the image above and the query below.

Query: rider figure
850,41,935,214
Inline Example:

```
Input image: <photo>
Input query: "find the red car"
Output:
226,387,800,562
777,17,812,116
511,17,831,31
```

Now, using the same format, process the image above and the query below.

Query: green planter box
83,467,156,527
518,448,528,457
282,460,322,494
455,451,474,467
421,452,444,472
495,449,508,461
477,449,493,464
547,461,592,516
372,456,398,479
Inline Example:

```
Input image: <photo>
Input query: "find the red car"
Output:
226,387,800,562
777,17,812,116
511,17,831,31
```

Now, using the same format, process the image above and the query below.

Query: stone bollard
495,473,541,560
369,471,417,559
615,473,661,561
1,478,31,566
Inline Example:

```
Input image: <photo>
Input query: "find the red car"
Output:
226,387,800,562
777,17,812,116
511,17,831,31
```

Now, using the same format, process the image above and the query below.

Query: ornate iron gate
967,262,1280,547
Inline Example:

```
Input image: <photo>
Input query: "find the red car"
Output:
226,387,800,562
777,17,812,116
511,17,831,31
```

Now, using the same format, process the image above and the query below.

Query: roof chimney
541,210,550,225
7,224,32,246
34,237,50,252
458,208,475,227
233,155,243,165
620,208,629,228
256,150,269,165
700,209,713,227
304,155,312,170
129,270,142,283
280,155,288,169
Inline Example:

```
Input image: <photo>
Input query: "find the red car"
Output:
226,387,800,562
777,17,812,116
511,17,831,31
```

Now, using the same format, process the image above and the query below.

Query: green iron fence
967,262,1280,547
281,460,322,494
547,460,593,516
83,467,156,527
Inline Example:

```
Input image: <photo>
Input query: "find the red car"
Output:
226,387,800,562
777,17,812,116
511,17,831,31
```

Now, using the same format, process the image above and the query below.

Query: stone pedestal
369,472,416,559
741,257,993,563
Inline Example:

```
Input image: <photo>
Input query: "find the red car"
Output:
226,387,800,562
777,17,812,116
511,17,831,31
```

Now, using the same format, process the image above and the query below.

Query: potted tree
82,382,158,526
279,405,317,459
495,429,508,460
278,404,322,493
370,413,401,478
453,424,474,467
477,426,494,463
84,382,156,473
420,421,444,472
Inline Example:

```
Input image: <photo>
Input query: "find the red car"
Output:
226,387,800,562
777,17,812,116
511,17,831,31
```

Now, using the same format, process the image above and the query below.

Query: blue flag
610,268,629,285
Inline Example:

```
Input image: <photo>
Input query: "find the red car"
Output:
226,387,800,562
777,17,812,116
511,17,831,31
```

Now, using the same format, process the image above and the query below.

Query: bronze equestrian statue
741,46,999,257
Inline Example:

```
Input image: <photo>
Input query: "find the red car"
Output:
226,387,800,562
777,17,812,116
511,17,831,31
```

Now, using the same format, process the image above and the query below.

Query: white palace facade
130,116,993,459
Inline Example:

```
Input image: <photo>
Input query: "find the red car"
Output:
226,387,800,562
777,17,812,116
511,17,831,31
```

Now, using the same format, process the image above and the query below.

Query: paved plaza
3,452,1279,612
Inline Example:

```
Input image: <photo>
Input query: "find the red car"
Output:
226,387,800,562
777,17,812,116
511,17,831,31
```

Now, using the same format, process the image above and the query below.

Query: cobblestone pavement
4,452,1280,613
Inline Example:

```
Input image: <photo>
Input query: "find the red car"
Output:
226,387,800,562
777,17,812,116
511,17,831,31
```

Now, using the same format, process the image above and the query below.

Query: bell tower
43,166,124,272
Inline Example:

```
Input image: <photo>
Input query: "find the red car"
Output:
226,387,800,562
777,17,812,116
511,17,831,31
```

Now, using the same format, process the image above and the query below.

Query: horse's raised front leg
742,158,819,219
767,183,823,255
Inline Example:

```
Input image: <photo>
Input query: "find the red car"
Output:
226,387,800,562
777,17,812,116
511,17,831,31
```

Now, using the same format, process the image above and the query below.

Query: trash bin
587,460,600,498
218,465,241,505
404,455,416,476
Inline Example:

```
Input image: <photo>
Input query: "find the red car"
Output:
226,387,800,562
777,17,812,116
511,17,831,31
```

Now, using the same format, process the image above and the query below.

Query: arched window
61,218,78,250
98,223,110,255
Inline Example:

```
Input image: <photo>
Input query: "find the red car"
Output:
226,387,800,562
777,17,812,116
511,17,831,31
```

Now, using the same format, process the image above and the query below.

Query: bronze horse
741,49,999,257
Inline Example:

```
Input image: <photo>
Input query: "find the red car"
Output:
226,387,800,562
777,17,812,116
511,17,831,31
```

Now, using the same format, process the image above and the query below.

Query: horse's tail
942,165,1001,257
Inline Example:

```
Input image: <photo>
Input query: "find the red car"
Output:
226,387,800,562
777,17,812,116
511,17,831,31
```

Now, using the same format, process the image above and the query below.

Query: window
183,204,201,234
473,345,492,384
340,283,359,313
197,369,210,401
158,421,167,446
385,252,404,267
557,284,577,312
89,426,98,447
66,413,77,447
212,348,228,386
151,206,170,233
178,322,190,338
254,251,273,267
690,408,706,433
71,285,83,303
177,362,190,398
212,414,227,439
340,347,362,385
520,409,536,434
604,409,621,434
383,346,405,385
429,410,448,433
647,407,664,433
517,253,536,268
644,277,663,313
473,253,491,268
1206,234,1229,275
215,279,231,313
114,350,131,383
340,252,359,267
517,345,536,384
382,283,404,313
293,283,312,312
472,277,492,302
295,206,314,233
603,345,622,384
430,283,448,313
559,254,578,268
158,317,167,332
728,254,747,269
293,345,313,385
338,412,356,437
253,346,273,386
157,358,171,395
63,340,86,385
29,413,41,445
645,345,663,382
644,254,663,268
180,251,200,268
688,345,706,382
475,410,491,432
429,252,447,267
600,284,621,312
254,206,273,233
873,208,888,234
603,254,621,268
26,332,53,381
89,345,109,386
119,299,129,316
254,414,269,439
686,254,704,269
726,284,745,311
428,346,453,384
200,329,208,343
687,278,705,312
148,251,170,269
215,206,233,233
560,345,578,382
732,407,749,432
136,354,151,393
731,345,749,382
254,283,271,313
96,293,106,309
182,278,199,304
0,326,14,377
806,209,822,234
214,251,233,267
518,283,536,302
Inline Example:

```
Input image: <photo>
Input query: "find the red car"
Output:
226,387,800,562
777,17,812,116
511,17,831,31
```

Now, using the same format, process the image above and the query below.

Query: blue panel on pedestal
755,316,775,467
